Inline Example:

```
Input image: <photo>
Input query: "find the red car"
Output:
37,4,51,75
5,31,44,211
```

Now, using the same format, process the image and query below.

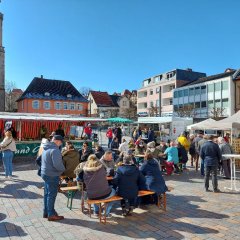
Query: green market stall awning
107,117,133,123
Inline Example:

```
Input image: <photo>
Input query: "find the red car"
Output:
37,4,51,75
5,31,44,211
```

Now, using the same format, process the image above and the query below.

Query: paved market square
0,158,240,240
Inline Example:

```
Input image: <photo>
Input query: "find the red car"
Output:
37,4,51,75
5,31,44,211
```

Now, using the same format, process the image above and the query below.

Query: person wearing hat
41,135,65,221
113,155,146,216
0,130,17,179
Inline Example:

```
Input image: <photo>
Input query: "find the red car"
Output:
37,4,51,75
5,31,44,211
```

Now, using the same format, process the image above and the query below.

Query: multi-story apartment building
137,68,206,117
173,68,240,119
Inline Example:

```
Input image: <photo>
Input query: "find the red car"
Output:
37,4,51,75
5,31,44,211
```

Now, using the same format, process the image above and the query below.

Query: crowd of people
0,124,235,222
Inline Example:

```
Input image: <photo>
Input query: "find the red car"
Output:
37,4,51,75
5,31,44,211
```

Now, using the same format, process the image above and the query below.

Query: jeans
2,150,14,177
200,159,205,176
42,174,59,217
204,166,218,190
108,138,113,148
93,188,116,215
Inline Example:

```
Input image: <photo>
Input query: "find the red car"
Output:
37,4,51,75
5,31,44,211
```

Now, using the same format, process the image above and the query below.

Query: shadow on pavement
0,213,27,238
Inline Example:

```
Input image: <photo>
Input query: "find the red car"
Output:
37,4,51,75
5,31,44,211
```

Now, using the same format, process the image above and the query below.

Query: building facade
17,76,88,115
173,68,240,119
0,12,5,112
137,69,206,117
5,88,23,112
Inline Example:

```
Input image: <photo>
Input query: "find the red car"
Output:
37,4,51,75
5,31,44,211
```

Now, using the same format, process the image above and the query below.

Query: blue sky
1,0,240,93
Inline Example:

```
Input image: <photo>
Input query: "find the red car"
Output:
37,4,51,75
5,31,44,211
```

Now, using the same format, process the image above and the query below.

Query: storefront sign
15,141,90,157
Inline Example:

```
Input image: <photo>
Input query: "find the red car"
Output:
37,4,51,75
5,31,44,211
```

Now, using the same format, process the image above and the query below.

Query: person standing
55,124,65,138
106,127,113,148
218,137,232,179
200,135,221,193
41,135,65,221
198,135,208,176
194,131,204,171
114,125,122,144
84,123,92,140
0,130,17,179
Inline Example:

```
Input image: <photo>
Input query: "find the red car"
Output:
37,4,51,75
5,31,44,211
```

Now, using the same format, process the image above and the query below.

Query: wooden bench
60,183,84,210
87,190,167,224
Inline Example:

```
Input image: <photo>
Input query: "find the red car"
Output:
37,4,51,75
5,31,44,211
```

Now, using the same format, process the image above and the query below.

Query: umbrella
107,117,133,123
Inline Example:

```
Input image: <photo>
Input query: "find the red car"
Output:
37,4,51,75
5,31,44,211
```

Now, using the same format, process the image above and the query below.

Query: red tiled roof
12,89,23,94
122,89,131,96
90,91,115,107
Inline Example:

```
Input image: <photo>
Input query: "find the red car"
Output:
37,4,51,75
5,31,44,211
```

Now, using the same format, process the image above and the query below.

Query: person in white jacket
118,139,129,154
0,130,17,179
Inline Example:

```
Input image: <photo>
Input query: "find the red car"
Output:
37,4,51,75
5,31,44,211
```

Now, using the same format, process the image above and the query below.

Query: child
113,155,145,216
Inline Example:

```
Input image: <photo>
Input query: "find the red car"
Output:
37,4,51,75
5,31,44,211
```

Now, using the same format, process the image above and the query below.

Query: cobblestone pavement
0,160,240,240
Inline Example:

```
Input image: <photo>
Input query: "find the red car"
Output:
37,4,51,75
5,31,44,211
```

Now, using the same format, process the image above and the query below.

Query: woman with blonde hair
80,154,115,217
0,130,17,179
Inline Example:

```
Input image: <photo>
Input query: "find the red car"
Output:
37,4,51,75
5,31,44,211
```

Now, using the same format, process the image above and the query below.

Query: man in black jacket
200,135,221,193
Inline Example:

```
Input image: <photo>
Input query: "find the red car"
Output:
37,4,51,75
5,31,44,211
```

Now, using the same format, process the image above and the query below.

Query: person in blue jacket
41,135,65,221
113,155,146,216
140,149,168,203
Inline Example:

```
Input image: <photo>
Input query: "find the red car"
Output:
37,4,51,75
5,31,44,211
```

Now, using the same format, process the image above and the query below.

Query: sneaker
205,188,211,192
127,207,133,216
214,189,221,193
122,208,127,217
106,214,112,219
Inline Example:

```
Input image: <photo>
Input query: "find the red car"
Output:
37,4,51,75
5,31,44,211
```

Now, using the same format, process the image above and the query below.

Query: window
44,92,50,96
156,100,160,107
195,87,200,95
144,103,147,108
222,98,228,107
222,81,228,90
174,91,178,98
154,76,160,82
32,100,40,109
123,101,127,106
170,85,175,91
77,103,83,110
201,101,207,108
70,103,75,110
208,84,214,92
215,82,221,91
178,90,183,97
184,89,188,97
150,101,154,107
201,85,206,94
189,88,195,96
174,105,178,111
55,102,61,110
156,87,160,93
63,102,68,110
208,100,214,108
67,94,72,98
169,98,173,105
44,101,50,110
195,102,200,108
150,89,153,95
215,99,221,108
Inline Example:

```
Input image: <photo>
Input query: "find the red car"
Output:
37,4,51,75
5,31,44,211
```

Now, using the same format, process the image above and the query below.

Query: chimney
41,75,43,79
186,68,192,72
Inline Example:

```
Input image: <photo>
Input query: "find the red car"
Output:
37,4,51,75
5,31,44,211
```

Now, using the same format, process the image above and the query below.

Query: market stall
0,112,106,157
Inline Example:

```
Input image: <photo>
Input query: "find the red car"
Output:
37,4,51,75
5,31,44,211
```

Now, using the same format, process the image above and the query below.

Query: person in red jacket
84,123,92,140
106,127,113,148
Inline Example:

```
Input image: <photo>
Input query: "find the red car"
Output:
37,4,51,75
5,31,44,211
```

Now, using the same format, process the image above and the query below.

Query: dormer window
44,92,50,96
67,94,72,98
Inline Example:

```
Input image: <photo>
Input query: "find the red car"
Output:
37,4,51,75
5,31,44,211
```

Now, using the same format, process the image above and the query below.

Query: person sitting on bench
113,155,146,216
140,150,168,204
81,154,115,218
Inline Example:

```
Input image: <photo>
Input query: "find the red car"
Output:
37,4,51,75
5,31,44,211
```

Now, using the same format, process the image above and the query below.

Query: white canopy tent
187,118,217,130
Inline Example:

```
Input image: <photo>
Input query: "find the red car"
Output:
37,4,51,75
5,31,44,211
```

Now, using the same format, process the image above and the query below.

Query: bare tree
209,107,225,120
79,87,91,98
5,80,18,112
107,109,119,118
148,106,159,117
175,104,196,118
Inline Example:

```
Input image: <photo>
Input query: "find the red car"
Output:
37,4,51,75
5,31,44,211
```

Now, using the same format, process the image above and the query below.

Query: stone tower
0,12,5,111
